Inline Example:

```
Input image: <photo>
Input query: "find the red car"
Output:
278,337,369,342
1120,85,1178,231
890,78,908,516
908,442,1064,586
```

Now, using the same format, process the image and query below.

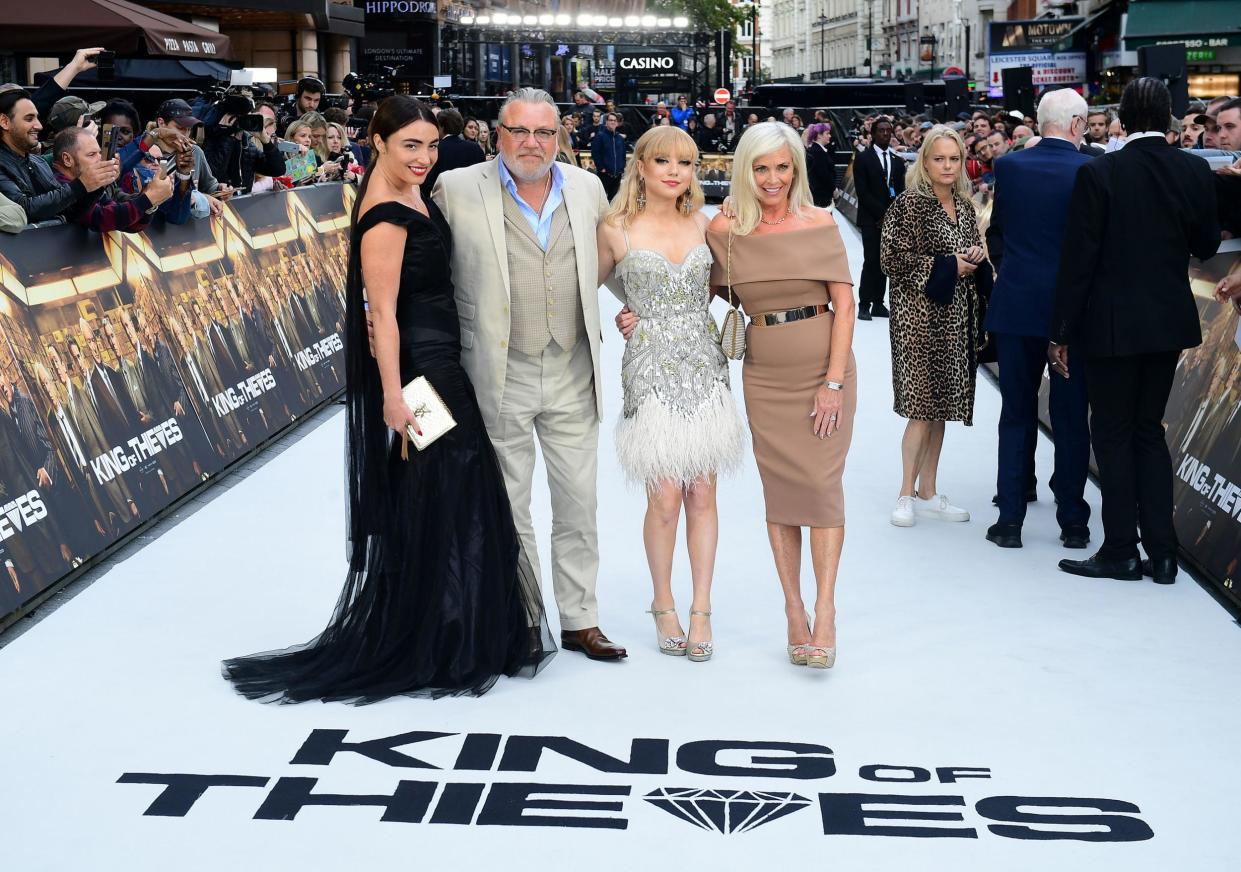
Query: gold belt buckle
753,304,828,327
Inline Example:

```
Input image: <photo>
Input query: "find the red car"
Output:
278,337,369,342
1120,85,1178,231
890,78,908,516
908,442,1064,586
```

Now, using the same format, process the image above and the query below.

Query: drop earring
637,177,646,211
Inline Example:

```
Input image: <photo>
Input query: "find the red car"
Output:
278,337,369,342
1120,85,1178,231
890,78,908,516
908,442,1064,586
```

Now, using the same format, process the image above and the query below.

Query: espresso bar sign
616,50,680,78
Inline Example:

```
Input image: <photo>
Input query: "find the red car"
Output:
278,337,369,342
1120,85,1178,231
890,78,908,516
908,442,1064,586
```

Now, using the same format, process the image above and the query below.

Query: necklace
529,170,553,213
759,207,792,226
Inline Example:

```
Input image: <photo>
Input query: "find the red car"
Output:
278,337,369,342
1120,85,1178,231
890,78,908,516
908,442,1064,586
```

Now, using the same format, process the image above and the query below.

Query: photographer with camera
277,77,325,132
153,99,225,214
201,91,286,194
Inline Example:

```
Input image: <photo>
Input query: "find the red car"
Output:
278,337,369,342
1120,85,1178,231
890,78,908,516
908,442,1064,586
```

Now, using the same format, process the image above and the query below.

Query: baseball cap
956,111,972,121
157,98,201,128
48,96,107,132
1006,109,1025,122
919,121,934,130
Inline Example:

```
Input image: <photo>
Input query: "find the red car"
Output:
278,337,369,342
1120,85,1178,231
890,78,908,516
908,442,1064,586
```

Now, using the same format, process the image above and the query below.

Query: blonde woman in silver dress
597,126,746,662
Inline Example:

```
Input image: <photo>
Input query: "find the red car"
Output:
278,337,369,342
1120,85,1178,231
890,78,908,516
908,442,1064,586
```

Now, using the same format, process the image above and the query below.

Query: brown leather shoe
560,627,627,660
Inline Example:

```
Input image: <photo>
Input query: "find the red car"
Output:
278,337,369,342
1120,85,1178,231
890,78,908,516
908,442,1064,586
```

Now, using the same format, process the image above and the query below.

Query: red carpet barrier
1168,241,1241,607
0,183,354,622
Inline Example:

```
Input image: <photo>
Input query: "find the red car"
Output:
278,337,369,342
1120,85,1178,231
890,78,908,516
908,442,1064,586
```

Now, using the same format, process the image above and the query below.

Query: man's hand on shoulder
707,210,731,233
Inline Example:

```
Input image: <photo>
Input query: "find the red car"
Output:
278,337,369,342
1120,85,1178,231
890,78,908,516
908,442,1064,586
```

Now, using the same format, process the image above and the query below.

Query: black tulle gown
223,199,555,703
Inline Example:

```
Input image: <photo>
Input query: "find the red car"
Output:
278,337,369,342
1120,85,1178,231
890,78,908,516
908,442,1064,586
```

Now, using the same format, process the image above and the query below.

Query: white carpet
1,219,1238,870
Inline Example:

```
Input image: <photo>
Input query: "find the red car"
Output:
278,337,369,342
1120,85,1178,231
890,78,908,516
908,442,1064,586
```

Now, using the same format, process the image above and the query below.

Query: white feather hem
614,386,748,490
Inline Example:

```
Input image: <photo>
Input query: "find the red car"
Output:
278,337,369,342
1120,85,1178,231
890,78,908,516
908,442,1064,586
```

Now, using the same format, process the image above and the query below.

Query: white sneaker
914,493,970,522
890,495,915,527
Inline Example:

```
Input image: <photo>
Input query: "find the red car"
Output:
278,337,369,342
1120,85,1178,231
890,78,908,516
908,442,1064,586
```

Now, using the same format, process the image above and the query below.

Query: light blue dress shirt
497,158,565,250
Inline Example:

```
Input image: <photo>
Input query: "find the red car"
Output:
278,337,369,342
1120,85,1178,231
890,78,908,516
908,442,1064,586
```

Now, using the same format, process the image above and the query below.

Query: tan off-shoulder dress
706,223,857,528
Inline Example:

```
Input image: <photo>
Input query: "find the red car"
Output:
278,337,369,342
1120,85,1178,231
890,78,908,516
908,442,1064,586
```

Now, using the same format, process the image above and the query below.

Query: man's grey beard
501,151,554,183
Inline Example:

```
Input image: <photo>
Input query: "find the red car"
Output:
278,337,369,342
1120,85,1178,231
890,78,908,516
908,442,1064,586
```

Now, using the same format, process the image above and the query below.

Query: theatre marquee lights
459,12,690,28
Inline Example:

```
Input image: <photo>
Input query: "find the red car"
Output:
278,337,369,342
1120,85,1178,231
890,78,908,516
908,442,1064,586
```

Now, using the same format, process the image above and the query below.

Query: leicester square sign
116,728,1154,841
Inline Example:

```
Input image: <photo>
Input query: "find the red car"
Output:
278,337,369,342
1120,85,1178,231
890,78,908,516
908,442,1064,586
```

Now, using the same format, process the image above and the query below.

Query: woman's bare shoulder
803,206,838,227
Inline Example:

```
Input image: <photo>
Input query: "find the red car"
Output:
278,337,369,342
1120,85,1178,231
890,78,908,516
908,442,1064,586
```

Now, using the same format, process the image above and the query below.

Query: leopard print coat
879,187,982,426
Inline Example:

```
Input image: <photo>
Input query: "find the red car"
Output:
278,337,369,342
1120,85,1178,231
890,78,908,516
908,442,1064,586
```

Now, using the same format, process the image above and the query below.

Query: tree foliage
648,0,750,32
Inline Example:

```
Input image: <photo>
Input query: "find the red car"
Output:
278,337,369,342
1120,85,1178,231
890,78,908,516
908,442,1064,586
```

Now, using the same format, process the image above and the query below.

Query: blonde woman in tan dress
708,122,857,668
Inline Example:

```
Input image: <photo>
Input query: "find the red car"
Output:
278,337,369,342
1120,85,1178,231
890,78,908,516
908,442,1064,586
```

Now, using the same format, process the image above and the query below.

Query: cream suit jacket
431,159,611,430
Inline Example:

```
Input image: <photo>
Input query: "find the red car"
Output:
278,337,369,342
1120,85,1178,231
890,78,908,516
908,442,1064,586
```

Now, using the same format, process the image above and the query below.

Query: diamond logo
644,788,812,834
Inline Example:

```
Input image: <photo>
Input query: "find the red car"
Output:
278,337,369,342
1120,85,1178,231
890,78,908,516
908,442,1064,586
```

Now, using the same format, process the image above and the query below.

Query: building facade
771,0,866,82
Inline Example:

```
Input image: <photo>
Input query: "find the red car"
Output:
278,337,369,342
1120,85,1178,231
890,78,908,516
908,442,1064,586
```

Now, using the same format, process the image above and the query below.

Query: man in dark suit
984,88,1095,551
80,319,141,451
853,116,905,320
1049,78,1220,584
423,109,485,196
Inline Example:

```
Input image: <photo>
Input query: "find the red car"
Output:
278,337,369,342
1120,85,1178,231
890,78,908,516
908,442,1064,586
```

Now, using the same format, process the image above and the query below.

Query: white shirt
872,144,892,184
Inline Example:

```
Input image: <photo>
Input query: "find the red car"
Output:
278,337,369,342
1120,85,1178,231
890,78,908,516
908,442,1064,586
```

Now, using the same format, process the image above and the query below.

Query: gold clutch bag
718,225,746,361
399,375,456,458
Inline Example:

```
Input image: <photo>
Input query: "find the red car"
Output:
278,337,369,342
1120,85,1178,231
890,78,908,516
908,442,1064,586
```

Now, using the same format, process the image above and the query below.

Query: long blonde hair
556,126,577,165
906,125,972,200
728,121,814,236
604,126,704,226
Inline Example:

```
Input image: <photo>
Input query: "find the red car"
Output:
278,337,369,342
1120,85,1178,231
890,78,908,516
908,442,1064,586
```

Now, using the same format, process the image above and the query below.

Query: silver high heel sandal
787,611,812,666
647,606,687,656
806,646,836,669
687,609,713,662
806,616,836,669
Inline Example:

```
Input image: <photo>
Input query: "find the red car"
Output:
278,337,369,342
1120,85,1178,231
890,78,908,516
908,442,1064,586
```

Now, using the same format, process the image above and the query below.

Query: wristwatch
824,380,843,391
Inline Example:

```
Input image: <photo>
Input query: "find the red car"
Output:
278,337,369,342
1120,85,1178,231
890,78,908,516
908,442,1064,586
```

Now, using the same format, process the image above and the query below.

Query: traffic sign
714,88,730,104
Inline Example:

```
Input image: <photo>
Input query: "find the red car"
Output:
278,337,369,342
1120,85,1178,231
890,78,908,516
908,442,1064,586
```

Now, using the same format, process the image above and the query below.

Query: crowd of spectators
0,58,369,236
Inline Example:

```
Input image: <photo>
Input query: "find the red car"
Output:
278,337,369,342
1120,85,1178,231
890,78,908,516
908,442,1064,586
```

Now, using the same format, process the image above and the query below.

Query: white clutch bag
399,375,456,455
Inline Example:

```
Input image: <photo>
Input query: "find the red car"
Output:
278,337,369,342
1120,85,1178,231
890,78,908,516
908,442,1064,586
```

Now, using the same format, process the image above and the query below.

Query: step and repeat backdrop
0,184,354,620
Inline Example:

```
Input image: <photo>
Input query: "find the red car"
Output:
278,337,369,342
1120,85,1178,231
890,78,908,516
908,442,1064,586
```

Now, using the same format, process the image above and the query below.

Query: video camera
342,69,397,103
199,83,266,135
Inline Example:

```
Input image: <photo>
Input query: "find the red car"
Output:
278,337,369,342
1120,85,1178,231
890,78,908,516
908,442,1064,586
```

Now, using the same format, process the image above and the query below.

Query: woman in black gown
223,96,555,703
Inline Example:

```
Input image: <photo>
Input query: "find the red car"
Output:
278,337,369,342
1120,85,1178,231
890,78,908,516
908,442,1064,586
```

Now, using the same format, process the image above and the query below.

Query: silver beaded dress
612,234,746,489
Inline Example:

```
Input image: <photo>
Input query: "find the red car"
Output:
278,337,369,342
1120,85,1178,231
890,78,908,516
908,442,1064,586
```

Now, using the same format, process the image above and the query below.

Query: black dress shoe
870,301,890,318
986,522,1022,548
1141,557,1178,585
1059,525,1090,549
857,303,872,321
1057,552,1142,581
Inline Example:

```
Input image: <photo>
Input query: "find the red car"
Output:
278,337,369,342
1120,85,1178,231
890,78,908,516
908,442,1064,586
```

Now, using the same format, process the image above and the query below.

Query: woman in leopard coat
879,125,992,529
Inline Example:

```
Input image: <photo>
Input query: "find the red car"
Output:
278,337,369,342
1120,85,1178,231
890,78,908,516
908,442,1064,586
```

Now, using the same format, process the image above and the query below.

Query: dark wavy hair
1119,77,1172,135
344,94,438,561
350,95,438,226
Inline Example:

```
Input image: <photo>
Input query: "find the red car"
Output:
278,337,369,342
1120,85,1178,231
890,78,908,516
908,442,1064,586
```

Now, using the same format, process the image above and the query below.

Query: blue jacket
591,128,627,176
984,137,1093,337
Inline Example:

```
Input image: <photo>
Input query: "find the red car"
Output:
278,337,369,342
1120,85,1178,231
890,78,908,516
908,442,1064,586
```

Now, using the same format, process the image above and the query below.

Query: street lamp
814,13,829,82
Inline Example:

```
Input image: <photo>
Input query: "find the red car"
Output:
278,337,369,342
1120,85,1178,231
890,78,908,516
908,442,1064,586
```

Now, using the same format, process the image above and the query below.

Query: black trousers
994,334,1090,528
1085,350,1181,560
598,170,621,201
859,222,886,306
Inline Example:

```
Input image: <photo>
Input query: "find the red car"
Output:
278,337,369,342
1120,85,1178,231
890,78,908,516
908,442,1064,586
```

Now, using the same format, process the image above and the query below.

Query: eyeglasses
499,123,557,143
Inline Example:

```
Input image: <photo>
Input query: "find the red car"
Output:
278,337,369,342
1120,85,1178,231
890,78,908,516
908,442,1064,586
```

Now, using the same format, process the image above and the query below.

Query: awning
1124,0,1241,49
3,0,233,60
1052,0,1121,51
34,58,236,90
